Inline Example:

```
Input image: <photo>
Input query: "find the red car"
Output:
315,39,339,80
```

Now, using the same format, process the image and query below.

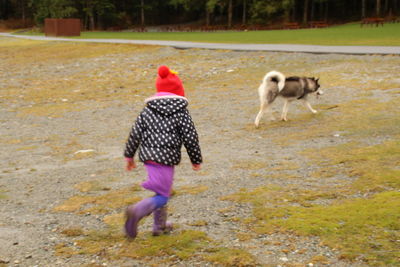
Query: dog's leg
303,99,317,114
281,99,289,121
255,101,269,127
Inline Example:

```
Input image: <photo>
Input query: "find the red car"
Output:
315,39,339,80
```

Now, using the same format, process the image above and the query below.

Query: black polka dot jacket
124,95,202,166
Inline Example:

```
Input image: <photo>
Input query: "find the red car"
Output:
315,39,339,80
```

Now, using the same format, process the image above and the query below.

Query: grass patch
119,230,210,260
61,227,85,237
267,191,400,265
74,181,107,193
223,185,400,264
18,102,81,117
204,247,258,266
0,37,157,118
0,189,7,199
19,23,400,46
66,229,211,262
188,220,208,227
232,160,266,170
0,38,157,64
174,185,208,195
57,226,259,265
273,97,400,145
304,139,400,193
53,186,141,214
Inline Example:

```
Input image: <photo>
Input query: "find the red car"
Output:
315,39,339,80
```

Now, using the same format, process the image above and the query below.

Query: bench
361,17,384,27
283,22,300,29
309,21,329,28
385,16,399,23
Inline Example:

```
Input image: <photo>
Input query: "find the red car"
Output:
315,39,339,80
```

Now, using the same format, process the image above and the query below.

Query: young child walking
124,65,202,239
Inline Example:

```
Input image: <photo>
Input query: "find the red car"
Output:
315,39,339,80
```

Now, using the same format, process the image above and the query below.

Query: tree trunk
20,0,26,27
362,0,366,18
90,15,95,30
284,0,291,22
292,0,297,22
324,0,329,21
384,0,389,16
140,0,145,26
242,0,246,25
303,0,309,24
376,0,381,16
319,0,324,20
228,0,233,28
310,0,315,21
84,14,88,30
87,1,95,30
205,2,210,26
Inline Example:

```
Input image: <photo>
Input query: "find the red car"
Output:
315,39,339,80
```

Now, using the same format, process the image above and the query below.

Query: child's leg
125,197,157,239
125,163,174,238
152,195,173,236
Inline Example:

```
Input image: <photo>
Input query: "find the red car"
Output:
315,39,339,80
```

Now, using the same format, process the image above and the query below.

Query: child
124,65,202,239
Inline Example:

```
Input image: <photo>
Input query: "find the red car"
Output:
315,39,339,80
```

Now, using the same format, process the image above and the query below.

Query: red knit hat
155,65,185,97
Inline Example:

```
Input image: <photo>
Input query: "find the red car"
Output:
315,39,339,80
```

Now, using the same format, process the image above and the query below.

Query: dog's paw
281,117,288,122
311,110,318,114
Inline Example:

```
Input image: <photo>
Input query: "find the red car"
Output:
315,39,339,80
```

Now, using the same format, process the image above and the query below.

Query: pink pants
142,162,174,197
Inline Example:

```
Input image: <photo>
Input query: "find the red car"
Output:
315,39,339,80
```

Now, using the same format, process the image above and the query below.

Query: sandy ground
0,37,399,266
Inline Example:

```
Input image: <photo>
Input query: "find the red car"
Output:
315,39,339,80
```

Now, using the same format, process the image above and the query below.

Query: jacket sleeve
180,109,203,165
124,113,144,158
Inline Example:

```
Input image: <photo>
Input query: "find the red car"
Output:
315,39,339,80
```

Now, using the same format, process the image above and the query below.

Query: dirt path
1,32,400,55
0,37,399,266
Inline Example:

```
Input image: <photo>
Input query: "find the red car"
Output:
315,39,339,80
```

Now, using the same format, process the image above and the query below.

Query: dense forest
0,0,399,30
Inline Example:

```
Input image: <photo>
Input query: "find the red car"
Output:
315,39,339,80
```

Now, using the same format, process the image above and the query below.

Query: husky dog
254,71,323,127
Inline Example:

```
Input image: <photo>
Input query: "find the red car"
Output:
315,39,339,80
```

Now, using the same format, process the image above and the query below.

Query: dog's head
309,77,323,96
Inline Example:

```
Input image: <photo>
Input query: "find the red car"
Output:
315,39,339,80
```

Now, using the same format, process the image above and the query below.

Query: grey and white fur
254,70,323,127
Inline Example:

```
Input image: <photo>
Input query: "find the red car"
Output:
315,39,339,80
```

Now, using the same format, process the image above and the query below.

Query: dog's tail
263,71,285,92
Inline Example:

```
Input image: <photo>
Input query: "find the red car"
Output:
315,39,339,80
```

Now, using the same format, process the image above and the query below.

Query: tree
3,0,398,30
242,0,246,24
376,0,381,16
227,0,232,27
303,0,309,24
249,0,277,24
29,0,77,25
206,0,218,26
282,0,294,22
81,0,115,30
139,0,144,26
362,0,366,18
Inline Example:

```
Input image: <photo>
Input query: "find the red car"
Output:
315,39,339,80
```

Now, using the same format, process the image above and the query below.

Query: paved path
1,32,399,55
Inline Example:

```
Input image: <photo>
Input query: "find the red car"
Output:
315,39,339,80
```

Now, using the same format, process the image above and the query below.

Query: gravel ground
0,37,399,267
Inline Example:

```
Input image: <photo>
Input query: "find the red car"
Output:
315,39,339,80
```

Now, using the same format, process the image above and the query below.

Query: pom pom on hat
156,65,185,96
158,65,170,78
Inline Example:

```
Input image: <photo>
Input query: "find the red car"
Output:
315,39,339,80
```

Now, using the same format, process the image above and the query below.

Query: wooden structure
44,18,81,37
309,21,329,28
385,16,399,23
283,22,300,29
361,17,384,27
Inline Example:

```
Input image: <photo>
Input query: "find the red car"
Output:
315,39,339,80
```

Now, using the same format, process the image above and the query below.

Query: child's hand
192,164,201,171
125,158,137,171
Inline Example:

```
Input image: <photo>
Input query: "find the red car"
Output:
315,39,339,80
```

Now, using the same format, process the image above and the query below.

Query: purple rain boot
152,206,173,236
125,198,156,239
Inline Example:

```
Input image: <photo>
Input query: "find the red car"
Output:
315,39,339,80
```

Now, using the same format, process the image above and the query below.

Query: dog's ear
316,78,320,83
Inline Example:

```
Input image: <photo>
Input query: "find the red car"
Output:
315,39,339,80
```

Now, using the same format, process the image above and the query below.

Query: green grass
18,22,400,46
270,191,400,265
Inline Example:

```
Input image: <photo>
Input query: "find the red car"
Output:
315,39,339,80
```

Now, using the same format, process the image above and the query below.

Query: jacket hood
145,95,188,116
